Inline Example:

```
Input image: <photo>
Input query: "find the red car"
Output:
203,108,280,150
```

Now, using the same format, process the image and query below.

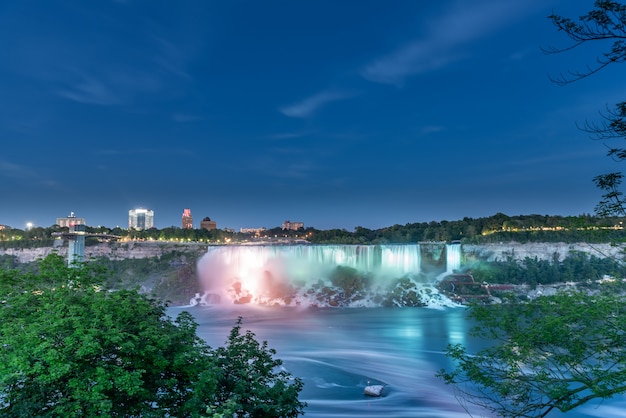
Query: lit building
200,216,217,231
128,208,154,230
56,212,86,228
282,220,304,231
182,208,193,229
240,227,266,235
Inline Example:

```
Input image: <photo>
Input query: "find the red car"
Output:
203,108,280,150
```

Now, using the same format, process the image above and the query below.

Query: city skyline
0,1,620,231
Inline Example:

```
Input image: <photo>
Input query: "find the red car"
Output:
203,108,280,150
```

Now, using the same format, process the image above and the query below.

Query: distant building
56,212,86,228
282,220,304,231
0,225,7,231
128,208,154,230
182,208,193,229
224,227,235,233
200,217,217,231
240,227,266,235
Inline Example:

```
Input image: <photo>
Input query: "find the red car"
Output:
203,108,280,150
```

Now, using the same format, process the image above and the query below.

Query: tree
0,254,305,417
209,318,306,418
547,1,626,215
438,291,626,417
438,7,626,413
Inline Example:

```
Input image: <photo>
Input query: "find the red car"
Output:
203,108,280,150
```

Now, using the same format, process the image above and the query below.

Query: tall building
56,212,86,228
282,220,304,231
128,208,154,230
200,216,216,231
182,208,193,229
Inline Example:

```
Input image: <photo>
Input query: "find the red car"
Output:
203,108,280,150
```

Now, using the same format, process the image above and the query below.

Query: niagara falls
194,243,462,308
177,242,626,417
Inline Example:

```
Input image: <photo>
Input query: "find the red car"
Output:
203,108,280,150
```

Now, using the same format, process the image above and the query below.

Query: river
170,305,626,418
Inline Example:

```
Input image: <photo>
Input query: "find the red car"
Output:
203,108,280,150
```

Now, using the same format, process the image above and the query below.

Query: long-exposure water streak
175,305,626,417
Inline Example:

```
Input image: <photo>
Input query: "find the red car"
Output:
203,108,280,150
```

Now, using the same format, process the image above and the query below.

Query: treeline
307,213,626,244
2,213,625,246
468,252,626,287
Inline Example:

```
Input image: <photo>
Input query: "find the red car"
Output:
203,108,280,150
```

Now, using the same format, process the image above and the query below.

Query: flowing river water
170,305,626,418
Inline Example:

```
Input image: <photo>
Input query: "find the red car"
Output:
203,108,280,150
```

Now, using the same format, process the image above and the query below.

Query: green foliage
307,213,626,245
594,172,626,216
0,255,305,417
468,252,626,287
548,0,626,84
0,259,214,417
209,317,306,418
2,213,625,247
438,291,626,417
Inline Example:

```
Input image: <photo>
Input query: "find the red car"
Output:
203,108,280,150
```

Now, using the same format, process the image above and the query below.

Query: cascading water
195,244,461,308
446,243,462,273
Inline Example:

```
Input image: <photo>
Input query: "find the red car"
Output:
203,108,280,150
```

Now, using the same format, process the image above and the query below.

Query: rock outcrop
462,242,625,263
0,241,208,264
364,385,384,397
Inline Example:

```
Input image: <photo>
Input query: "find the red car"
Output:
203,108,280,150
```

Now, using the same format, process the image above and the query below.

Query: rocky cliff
0,241,208,264
462,242,625,262
2,241,624,265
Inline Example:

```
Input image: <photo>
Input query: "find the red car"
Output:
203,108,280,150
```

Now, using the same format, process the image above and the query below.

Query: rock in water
364,385,384,397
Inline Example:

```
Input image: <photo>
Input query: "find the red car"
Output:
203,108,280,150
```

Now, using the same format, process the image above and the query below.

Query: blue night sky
0,1,623,230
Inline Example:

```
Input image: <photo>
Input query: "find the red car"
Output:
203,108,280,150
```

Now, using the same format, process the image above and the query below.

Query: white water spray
195,244,461,307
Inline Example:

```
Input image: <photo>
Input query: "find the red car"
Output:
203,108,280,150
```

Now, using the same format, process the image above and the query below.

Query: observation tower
52,214,120,266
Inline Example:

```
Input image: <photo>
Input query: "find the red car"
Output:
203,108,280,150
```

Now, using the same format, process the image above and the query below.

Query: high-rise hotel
182,208,193,229
128,208,154,230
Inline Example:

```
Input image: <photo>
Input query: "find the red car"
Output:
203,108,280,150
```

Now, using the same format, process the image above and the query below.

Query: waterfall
195,243,461,306
446,243,461,273
380,244,421,277
199,245,421,282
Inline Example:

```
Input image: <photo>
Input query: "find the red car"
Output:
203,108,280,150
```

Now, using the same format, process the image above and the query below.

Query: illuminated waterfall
446,243,461,273
196,244,461,307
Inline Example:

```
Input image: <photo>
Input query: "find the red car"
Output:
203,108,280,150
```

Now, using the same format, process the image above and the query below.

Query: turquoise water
175,306,626,418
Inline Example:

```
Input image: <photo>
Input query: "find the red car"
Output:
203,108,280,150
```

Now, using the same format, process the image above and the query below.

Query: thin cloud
94,148,196,157
362,42,465,86
279,162,320,178
420,125,444,135
509,47,534,62
508,150,604,167
362,1,537,85
0,160,33,178
266,132,310,140
41,179,63,189
58,66,168,106
0,160,62,191
152,36,193,79
57,74,124,106
248,154,322,179
172,113,203,122
279,90,353,118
